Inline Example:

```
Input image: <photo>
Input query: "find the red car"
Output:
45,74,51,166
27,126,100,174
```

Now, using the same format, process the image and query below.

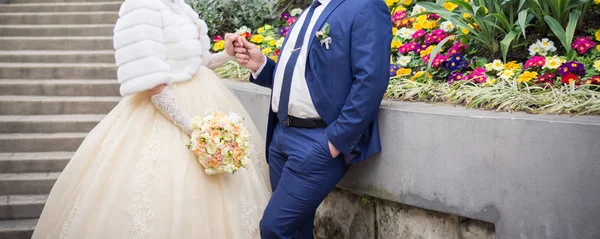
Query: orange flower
233,149,244,160
210,130,222,139
232,125,241,135
208,157,219,167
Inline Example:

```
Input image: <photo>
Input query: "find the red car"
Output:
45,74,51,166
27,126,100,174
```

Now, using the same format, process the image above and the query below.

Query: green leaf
517,9,529,37
565,10,581,51
544,15,569,51
500,30,519,62
427,35,454,68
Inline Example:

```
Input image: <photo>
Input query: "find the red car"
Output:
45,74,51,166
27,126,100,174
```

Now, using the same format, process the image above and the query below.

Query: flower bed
209,0,600,115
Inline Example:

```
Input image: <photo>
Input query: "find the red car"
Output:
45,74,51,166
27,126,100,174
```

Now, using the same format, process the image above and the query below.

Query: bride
32,0,271,238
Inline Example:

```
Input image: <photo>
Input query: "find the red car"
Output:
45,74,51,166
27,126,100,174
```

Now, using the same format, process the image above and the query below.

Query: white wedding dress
32,0,271,238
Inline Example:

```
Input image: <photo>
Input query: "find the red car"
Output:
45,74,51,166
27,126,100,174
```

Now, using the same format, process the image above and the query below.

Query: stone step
0,219,36,239
0,2,122,12
0,50,115,63
0,115,105,133
0,24,114,36
0,96,120,115
0,63,117,79
0,133,86,152
0,12,118,25
0,172,60,196
0,195,47,220
0,37,113,51
0,152,73,173
0,79,119,96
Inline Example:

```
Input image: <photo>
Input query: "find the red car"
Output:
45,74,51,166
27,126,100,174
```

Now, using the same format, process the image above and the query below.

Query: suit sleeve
325,0,392,156
249,56,277,89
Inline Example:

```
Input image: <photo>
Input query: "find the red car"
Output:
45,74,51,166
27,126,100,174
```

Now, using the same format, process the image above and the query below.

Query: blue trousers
260,123,349,239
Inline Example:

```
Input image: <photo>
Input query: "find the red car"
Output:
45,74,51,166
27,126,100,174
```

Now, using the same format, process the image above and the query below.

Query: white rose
205,142,217,154
229,112,242,124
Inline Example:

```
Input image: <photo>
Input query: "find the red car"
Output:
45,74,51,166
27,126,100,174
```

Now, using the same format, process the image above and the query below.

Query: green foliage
187,0,277,36
419,0,532,62
544,10,581,54
524,0,590,35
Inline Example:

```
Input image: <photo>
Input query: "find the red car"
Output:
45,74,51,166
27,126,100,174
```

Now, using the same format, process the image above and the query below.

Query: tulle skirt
32,67,271,239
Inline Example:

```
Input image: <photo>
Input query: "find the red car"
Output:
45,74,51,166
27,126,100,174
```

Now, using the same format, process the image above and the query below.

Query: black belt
282,116,326,128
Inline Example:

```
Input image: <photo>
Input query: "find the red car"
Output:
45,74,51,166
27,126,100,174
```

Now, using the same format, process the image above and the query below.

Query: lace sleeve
151,87,193,136
206,52,235,70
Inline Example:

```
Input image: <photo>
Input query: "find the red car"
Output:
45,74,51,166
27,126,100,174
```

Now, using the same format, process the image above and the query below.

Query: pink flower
467,68,487,83
412,30,426,39
524,56,546,69
286,17,297,26
212,35,223,42
571,37,597,55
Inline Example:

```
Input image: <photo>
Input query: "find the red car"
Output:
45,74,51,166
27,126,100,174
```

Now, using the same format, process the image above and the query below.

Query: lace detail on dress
151,87,193,135
58,196,81,239
240,192,260,238
127,133,161,239
203,95,218,115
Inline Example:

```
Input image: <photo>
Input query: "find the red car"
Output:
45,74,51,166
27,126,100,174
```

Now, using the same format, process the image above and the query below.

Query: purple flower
448,71,465,84
412,30,426,39
557,61,585,76
447,41,467,56
389,64,400,77
280,13,290,20
428,14,440,20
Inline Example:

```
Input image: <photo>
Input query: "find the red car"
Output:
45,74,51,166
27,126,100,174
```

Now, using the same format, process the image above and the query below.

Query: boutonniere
316,23,332,50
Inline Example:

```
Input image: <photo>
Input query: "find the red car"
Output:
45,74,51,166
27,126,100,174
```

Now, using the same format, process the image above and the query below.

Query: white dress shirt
253,0,330,119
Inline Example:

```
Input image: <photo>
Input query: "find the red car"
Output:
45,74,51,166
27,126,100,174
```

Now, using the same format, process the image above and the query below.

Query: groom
232,0,391,238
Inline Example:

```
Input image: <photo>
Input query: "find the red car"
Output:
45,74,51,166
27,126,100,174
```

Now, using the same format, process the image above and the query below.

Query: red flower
241,32,251,39
275,49,281,56
561,73,581,85
585,76,600,85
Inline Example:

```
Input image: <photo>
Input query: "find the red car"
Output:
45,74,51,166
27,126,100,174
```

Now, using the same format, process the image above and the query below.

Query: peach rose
210,130,221,139
233,149,244,160
232,125,241,135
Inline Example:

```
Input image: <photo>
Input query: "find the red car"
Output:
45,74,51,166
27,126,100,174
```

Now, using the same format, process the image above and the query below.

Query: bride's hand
224,33,237,57
233,36,265,72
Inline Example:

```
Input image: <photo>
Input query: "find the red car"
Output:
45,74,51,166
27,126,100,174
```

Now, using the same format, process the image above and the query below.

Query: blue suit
251,0,392,238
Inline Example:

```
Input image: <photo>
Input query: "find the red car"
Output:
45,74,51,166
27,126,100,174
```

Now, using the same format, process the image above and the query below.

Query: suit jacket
251,0,392,164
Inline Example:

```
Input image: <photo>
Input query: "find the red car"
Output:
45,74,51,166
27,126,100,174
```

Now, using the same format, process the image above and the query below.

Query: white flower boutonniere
316,23,332,50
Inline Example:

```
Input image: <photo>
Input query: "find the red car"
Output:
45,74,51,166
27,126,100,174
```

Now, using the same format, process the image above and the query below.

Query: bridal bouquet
187,111,250,175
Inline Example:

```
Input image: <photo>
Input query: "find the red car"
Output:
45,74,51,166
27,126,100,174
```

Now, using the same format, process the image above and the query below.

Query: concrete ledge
227,80,600,239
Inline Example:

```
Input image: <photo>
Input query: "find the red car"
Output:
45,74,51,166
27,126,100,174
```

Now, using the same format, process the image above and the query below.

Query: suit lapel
306,0,345,53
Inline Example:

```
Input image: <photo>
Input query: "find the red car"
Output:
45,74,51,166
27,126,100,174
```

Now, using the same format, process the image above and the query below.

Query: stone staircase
0,0,121,237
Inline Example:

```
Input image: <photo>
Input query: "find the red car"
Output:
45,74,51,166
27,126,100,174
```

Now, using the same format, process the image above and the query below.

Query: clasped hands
223,34,341,159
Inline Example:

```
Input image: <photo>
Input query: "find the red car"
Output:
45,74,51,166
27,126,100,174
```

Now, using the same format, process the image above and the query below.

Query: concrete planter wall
0,0,8,4
227,80,600,239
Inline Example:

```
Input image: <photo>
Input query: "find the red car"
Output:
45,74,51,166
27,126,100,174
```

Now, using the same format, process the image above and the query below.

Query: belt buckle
283,118,291,127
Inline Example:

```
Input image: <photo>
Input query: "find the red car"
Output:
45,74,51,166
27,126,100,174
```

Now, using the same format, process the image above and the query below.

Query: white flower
205,142,217,154
497,70,515,81
398,55,412,67
528,42,541,56
484,63,493,72
290,8,303,17
544,56,565,70
538,49,548,56
398,27,415,40
224,164,237,173
491,59,504,71
235,26,251,35
204,168,218,175
276,38,284,48
440,21,455,32
538,38,556,52
411,4,426,16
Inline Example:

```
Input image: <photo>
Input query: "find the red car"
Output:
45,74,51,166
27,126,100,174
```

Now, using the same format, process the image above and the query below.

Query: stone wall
227,80,600,239
314,189,495,239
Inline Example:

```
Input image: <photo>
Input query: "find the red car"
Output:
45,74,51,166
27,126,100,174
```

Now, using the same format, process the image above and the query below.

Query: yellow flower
517,71,538,83
262,47,272,55
402,0,412,6
269,40,277,47
420,45,435,57
463,13,471,19
443,2,458,11
461,27,470,34
594,60,600,72
396,68,412,76
212,40,225,51
544,56,565,70
483,78,497,86
257,27,265,34
416,15,428,23
385,0,399,7
595,29,600,41
392,27,398,36
410,71,432,82
596,0,600,4
504,61,521,71
391,40,403,49
264,24,273,30
413,22,424,31
597,45,600,51
250,35,264,43
269,55,278,62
